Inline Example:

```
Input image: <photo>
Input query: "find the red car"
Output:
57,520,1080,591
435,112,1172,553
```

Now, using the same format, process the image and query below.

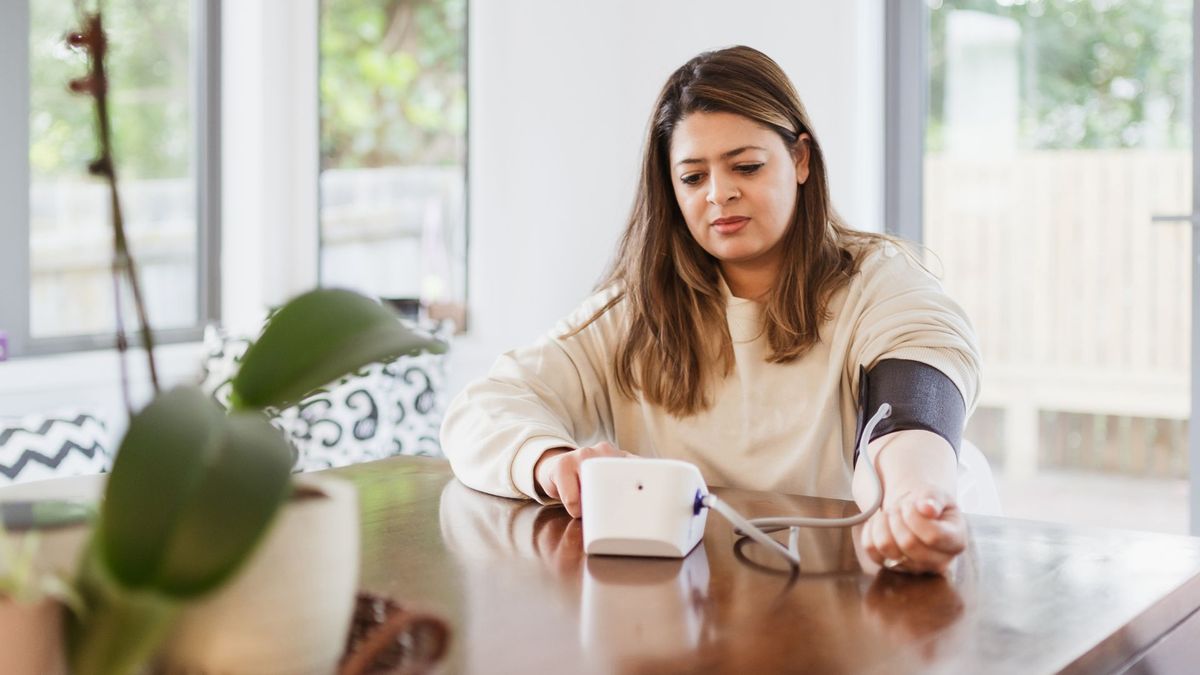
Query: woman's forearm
852,429,958,511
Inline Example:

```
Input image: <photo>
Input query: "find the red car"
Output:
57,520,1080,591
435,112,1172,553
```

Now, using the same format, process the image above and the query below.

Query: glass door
921,0,1193,533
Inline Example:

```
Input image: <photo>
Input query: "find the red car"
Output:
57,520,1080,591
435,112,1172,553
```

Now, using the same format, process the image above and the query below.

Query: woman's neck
720,260,779,301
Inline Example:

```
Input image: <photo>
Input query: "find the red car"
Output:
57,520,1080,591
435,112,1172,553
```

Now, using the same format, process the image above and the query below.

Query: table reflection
581,545,710,660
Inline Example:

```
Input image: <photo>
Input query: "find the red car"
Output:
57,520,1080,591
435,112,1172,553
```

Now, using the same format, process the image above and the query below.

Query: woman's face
668,111,810,280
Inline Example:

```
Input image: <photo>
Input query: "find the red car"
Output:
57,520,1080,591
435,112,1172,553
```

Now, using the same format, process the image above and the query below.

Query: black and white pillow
199,320,450,472
198,325,254,408
380,353,448,459
0,412,112,486
274,368,398,471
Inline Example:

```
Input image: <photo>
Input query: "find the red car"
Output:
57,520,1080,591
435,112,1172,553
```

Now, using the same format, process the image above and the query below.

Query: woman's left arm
843,248,981,575
852,429,966,574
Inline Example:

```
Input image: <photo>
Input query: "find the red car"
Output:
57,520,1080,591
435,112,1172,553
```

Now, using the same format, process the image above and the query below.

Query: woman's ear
794,133,812,185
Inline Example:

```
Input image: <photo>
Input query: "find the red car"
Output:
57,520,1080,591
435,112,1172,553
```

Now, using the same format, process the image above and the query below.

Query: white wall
0,0,883,421
450,0,884,394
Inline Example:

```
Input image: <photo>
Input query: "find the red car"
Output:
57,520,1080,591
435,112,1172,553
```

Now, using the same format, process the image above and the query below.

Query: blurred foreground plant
0,527,80,611
63,6,444,674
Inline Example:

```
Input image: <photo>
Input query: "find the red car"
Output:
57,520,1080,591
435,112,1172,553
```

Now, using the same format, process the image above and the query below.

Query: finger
901,501,967,555
860,521,883,565
556,463,582,518
583,442,632,458
589,442,621,456
539,457,561,501
870,510,904,562
542,478,560,502
910,486,956,518
853,524,883,573
916,495,945,519
900,503,966,557
887,508,923,557
887,509,954,573
536,449,572,501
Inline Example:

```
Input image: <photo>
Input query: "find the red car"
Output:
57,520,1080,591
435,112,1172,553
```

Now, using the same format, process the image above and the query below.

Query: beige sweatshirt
441,244,981,503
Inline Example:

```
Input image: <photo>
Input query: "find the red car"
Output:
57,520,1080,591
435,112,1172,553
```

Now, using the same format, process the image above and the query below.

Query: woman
442,46,980,575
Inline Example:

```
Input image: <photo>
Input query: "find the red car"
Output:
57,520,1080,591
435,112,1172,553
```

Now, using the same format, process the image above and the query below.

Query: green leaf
149,413,294,595
69,545,181,675
98,386,293,598
229,288,446,411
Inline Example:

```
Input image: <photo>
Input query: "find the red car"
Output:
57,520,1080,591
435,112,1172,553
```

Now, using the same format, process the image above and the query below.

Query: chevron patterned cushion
0,412,113,485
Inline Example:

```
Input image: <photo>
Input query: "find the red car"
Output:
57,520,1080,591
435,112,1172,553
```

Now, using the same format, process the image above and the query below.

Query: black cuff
853,359,966,465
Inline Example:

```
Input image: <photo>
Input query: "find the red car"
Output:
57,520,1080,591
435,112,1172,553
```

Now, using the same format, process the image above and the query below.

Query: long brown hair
568,45,894,416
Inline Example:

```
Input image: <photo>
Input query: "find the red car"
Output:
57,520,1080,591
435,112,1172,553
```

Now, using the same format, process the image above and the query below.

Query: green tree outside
928,0,1191,152
31,0,468,178
319,0,467,170
31,0,191,180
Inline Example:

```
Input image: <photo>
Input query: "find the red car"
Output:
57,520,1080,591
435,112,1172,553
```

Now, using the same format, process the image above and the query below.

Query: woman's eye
680,174,704,186
736,163,764,174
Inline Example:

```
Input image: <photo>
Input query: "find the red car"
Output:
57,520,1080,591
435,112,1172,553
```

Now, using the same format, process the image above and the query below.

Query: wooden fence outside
924,150,1191,478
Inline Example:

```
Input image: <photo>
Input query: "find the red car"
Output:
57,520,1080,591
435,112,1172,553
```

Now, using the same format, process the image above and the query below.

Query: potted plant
61,8,447,674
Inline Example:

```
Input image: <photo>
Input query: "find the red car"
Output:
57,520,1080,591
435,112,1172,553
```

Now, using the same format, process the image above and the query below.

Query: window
317,0,468,323
888,0,1194,534
0,0,219,358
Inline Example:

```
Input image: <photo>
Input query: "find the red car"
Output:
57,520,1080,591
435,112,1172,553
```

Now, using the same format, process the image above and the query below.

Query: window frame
0,0,221,359
883,0,926,244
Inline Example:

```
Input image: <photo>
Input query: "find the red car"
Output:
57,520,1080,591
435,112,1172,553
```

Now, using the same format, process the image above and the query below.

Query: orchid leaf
229,288,446,411
98,386,293,598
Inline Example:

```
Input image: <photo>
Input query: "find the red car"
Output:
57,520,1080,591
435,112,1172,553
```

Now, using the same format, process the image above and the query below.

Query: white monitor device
580,457,708,558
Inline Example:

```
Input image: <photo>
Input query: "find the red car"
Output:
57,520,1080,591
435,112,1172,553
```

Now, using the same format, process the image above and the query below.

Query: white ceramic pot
0,597,67,675
159,475,360,675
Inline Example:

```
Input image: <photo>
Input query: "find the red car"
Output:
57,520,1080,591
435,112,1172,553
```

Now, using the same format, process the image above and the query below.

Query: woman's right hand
534,442,634,518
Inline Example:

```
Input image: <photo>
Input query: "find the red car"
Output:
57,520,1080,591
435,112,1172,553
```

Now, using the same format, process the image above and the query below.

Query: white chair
956,439,1003,516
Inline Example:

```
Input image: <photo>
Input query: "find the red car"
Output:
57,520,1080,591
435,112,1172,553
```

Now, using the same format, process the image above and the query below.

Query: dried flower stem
110,267,133,415
72,11,160,397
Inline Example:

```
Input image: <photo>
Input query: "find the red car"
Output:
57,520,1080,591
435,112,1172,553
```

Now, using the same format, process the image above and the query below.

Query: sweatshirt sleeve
845,245,982,415
440,291,621,501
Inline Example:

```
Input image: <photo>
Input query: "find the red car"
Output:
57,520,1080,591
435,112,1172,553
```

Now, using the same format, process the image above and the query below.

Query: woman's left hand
859,486,966,575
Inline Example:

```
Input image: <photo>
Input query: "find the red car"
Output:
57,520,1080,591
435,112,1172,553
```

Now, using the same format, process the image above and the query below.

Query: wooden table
330,456,1200,674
